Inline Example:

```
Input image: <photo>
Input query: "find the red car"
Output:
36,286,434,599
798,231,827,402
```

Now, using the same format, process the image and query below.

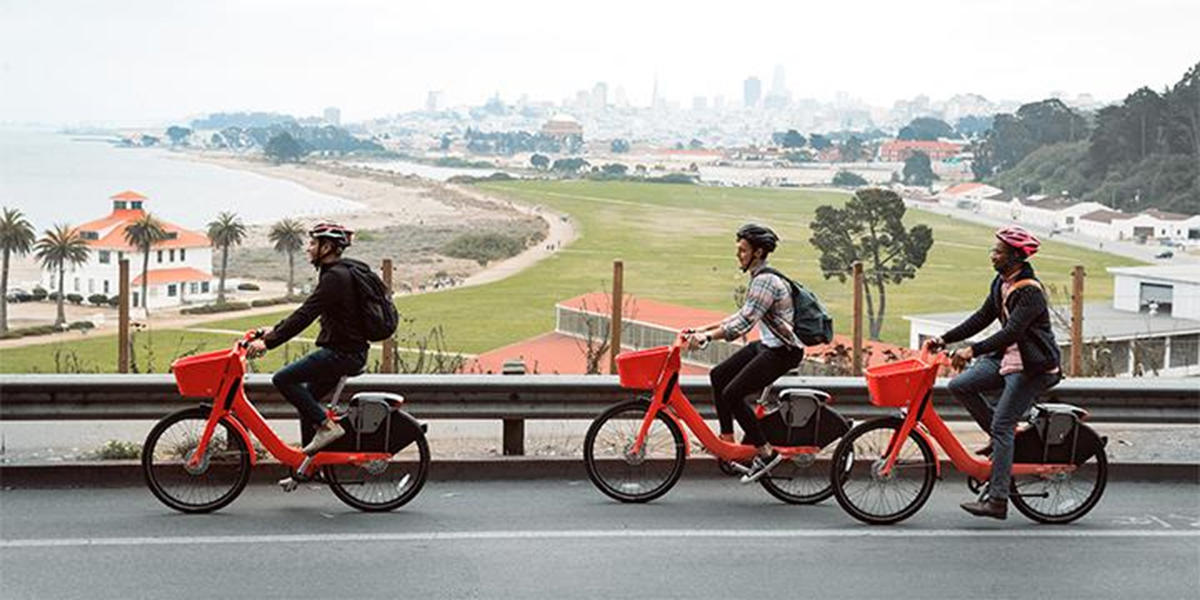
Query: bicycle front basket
171,349,235,397
616,346,676,390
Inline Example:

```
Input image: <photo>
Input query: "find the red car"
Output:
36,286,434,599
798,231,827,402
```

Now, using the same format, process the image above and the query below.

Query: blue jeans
947,356,1062,500
272,347,367,445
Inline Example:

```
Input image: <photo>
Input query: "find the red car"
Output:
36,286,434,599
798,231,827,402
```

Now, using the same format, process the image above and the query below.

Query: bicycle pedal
278,477,300,493
727,462,752,475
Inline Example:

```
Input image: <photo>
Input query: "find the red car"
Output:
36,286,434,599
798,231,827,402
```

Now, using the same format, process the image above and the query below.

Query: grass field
0,180,1143,373
200,180,1142,352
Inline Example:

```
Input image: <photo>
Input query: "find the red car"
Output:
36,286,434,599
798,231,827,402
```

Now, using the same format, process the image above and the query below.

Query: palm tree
268,218,306,298
207,211,246,305
123,213,169,318
34,224,90,328
0,208,37,334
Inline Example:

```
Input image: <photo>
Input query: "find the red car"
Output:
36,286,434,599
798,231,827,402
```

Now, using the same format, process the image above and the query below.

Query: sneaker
302,420,345,455
739,452,784,484
277,476,299,493
960,497,1008,520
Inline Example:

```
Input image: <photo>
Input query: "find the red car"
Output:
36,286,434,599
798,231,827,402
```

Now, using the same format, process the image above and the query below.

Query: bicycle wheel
142,406,252,514
326,431,430,512
759,449,834,505
584,398,686,503
831,417,937,525
1011,442,1108,524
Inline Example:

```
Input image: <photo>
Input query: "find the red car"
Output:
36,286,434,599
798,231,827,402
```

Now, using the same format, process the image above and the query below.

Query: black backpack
341,258,399,342
757,267,834,346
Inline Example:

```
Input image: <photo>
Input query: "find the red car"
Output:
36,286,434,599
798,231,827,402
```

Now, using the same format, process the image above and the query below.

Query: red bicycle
142,331,430,513
830,350,1108,524
583,334,851,504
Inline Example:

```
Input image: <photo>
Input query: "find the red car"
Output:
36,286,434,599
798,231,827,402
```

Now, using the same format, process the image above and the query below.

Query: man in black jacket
923,226,1062,519
247,223,368,456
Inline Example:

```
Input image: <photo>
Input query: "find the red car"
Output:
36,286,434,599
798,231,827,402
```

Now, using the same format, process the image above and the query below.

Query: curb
0,458,1196,489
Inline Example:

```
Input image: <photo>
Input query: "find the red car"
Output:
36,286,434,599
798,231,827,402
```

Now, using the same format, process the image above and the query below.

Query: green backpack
758,267,834,346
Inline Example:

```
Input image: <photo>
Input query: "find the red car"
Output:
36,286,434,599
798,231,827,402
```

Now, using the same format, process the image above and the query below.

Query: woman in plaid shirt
685,224,805,483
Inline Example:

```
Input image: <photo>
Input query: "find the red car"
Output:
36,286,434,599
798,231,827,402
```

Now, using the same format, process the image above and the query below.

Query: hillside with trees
974,62,1199,214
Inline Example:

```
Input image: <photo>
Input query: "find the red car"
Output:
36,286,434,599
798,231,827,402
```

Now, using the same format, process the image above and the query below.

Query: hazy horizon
1,0,1196,127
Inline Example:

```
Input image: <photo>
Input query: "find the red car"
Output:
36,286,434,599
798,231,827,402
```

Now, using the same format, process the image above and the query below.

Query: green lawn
201,180,1144,352
0,181,1143,373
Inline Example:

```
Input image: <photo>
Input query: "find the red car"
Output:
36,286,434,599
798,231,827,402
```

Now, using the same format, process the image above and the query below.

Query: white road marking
2,528,1198,549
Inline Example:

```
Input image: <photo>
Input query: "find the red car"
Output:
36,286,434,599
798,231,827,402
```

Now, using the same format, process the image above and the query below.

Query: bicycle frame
185,334,391,473
630,337,822,463
879,353,1075,480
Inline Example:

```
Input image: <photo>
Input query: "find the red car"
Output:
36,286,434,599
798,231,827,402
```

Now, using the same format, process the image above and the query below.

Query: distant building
464,293,906,374
1078,208,1200,243
905,265,1200,376
43,191,216,310
743,76,762,109
878,140,965,162
976,193,1108,231
425,91,443,112
692,96,708,111
540,114,584,139
323,107,340,126
591,82,608,111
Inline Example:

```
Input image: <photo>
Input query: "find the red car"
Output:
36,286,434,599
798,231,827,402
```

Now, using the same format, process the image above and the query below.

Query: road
2,479,1197,599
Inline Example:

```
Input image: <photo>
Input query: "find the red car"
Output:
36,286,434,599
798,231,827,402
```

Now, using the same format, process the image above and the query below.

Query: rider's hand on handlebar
921,336,945,353
246,339,268,358
950,346,974,370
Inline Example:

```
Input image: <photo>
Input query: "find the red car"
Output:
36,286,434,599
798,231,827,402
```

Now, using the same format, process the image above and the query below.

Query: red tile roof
465,293,908,374
76,193,210,250
131,267,212,286
110,190,148,201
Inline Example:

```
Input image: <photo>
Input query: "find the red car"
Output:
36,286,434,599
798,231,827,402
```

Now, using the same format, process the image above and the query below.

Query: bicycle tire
831,417,938,525
326,430,431,512
142,406,252,514
1010,441,1108,524
583,398,686,503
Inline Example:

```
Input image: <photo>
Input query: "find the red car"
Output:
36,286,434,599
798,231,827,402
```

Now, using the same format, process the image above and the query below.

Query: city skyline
1,0,1196,126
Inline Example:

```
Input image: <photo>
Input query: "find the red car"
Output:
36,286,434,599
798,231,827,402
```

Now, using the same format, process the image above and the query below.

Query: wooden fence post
1071,265,1085,376
609,259,624,375
118,259,130,373
380,258,395,374
852,261,864,376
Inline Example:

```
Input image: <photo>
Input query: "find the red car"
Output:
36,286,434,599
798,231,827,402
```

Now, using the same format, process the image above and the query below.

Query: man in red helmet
923,226,1062,519
247,223,368,458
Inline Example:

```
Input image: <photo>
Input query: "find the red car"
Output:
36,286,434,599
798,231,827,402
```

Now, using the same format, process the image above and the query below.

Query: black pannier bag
757,389,850,449
1013,403,1106,465
323,393,424,454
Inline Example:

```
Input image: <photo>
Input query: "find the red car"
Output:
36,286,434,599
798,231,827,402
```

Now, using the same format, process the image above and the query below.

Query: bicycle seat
350,391,405,407
778,388,833,404
1030,403,1089,420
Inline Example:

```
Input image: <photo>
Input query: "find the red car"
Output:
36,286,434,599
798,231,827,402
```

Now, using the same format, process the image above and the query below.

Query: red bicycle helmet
309,222,354,248
996,226,1039,257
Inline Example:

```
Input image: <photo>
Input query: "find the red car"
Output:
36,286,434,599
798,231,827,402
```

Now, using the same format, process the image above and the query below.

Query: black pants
271,347,367,446
709,341,804,446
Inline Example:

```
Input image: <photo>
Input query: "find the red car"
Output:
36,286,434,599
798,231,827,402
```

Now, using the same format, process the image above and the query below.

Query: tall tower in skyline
743,76,762,109
651,73,660,109
772,64,786,95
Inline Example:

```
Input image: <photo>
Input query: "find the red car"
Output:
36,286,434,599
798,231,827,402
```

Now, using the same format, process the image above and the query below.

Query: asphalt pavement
1,477,1197,599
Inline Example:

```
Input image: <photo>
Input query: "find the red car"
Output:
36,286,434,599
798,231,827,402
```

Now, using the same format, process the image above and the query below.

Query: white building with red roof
43,191,216,310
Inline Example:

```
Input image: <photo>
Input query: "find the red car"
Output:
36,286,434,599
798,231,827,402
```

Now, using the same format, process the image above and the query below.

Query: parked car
1155,250,1174,259
5,288,29,302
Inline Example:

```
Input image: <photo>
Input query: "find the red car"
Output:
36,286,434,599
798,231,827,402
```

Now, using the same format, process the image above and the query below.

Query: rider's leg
986,370,1062,500
272,348,339,431
710,342,764,442
947,356,1004,432
719,344,804,453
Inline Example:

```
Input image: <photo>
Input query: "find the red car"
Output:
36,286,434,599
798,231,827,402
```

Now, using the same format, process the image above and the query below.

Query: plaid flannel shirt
721,263,800,348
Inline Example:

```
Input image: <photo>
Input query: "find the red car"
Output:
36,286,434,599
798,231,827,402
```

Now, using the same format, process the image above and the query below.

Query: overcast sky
1,0,1196,125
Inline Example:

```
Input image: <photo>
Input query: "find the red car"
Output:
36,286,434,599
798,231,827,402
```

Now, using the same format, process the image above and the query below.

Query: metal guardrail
1,374,1196,423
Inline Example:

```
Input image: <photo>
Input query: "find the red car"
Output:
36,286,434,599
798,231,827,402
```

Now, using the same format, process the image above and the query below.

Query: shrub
66,293,83,305
107,295,121,307
250,296,303,307
67,320,95,331
93,439,142,460
48,292,60,301
440,233,524,266
180,301,251,315
644,173,697,184
236,282,260,291
88,293,109,306
31,287,48,301
0,324,66,339
832,170,869,187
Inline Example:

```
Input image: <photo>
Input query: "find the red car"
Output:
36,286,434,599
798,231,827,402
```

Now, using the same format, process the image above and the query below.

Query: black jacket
264,259,368,353
941,263,1061,374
